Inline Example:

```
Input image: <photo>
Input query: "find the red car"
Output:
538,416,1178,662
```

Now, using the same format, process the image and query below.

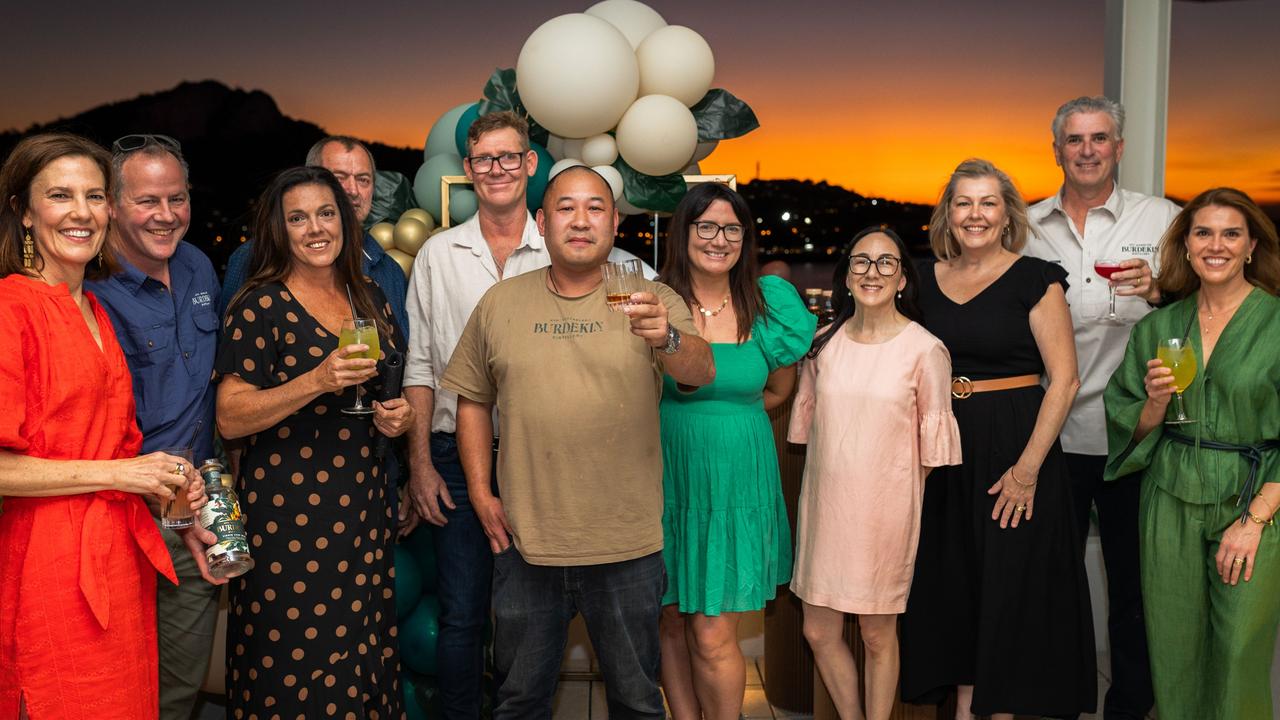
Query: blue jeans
430,432,498,719
491,548,666,720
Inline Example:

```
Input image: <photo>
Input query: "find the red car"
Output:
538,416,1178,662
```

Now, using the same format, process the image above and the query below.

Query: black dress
217,281,403,719
900,256,1096,717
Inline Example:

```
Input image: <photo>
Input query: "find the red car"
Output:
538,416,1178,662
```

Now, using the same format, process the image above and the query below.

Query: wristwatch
660,324,681,355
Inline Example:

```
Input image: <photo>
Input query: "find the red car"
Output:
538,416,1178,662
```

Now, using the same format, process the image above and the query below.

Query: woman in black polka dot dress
216,167,413,719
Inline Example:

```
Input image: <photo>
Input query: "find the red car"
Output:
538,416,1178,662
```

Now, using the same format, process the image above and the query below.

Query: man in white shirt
401,110,651,718
1025,95,1179,720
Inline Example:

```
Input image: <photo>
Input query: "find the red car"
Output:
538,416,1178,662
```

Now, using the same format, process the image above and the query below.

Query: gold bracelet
1246,510,1275,527
1009,469,1036,487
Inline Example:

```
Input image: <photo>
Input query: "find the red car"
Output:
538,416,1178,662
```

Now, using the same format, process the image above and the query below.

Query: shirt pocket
126,325,172,367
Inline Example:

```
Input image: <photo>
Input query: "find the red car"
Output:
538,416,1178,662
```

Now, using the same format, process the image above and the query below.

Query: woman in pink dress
788,227,961,720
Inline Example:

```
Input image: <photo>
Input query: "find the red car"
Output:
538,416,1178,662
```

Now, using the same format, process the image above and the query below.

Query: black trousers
1064,452,1154,720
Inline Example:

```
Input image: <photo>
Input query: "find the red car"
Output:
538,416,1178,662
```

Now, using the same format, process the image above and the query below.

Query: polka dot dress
216,281,403,719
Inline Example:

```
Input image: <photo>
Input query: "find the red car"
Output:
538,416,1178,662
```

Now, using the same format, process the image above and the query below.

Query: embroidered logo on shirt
192,291,213,308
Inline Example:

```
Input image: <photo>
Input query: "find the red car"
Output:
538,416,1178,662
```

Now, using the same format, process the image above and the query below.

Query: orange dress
0,274,176,719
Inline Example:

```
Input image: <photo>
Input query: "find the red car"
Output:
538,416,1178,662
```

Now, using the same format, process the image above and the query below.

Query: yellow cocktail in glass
1157,338,1197,424
340,318,379,416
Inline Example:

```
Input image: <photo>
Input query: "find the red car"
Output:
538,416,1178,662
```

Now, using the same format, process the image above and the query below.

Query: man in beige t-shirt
441,167,714,719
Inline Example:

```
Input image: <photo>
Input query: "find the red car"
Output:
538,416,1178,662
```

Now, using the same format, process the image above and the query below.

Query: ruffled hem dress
660,275,817,615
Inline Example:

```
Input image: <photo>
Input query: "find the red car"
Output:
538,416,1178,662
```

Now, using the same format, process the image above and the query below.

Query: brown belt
951,374,1041,399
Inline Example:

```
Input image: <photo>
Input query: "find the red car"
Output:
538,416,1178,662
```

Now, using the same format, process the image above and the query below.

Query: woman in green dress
1104,187,1280,720
656,183,816,720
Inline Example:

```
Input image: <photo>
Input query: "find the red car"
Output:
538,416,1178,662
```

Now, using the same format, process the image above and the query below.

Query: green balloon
424,103,474,161
394,544,423,619
413,154,465,221
403,672,439,720
449,188,479,224
453,103,482,159
526,142,554,212
400,596,441,676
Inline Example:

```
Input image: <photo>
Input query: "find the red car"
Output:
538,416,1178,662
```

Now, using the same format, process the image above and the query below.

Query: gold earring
1246,255,1253,264
22,230,34,269
1185,252,1191,262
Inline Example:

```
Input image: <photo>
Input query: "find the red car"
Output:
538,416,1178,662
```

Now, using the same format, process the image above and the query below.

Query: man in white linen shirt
1024,95,1178,720
400,110,651,719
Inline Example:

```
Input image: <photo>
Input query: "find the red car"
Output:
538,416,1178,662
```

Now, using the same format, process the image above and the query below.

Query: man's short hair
1051,96,1125,144
110,138,189,201
305,135,376,176
540,165,614,211
466,111,530,155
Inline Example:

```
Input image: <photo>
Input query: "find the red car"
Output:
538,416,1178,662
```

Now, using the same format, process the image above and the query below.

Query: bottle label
200,489,251,563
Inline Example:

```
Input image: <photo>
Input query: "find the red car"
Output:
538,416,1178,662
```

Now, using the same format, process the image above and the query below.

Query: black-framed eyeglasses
692,221,745,243
848,254,901,276
466,152,525,174
111,134,182,155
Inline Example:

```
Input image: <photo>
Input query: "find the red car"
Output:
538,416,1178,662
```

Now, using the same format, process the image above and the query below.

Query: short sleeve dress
0,274,176,719
660,275,817,615
216,281,403,719
899,256,1096,717
787,322,961,614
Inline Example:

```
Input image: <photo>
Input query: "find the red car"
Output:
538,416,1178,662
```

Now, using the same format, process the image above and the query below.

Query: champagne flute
339,318,380,416
602,260,643,311
1094,258,1125,325
1156,338,1197,425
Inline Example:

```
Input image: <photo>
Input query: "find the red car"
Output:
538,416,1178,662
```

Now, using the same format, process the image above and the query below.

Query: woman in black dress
900,159,1095,718
216,166,413,719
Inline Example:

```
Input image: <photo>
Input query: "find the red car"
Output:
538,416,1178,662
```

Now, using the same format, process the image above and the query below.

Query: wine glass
339,318,380,416
1156,338,1197,425
1094,258,1124,325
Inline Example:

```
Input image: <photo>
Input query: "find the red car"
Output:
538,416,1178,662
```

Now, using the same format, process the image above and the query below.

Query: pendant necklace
696,295,730,317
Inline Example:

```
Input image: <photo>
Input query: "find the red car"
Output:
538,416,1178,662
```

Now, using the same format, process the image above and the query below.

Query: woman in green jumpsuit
1104,187,1280,719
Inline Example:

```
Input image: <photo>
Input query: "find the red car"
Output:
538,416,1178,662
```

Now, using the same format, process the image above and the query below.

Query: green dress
660,275,817,615
1104,287,1280,720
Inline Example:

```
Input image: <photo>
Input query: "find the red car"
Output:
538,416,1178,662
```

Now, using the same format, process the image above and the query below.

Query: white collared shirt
1025,183,1180,455
404,211,656,434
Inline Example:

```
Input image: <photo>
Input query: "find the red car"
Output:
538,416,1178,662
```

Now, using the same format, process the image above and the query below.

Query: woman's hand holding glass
311,342,379,394
111,451,205,505
988,464,1038,529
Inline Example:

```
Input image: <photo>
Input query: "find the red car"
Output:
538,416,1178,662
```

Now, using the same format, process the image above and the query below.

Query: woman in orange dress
0,133,212,719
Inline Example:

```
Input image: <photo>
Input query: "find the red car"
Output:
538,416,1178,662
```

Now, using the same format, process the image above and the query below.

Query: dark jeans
1065,452,1154,720
491,548,666,720
430,432,498,719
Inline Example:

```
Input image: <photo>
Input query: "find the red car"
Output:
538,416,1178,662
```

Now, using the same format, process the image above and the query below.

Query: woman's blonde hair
928,158,1029,261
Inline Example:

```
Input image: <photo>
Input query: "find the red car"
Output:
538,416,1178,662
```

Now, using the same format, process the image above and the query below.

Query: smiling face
686,199,744,279
112,152,190,268
1054,110,1123,195
846,232,906,310
1185,204,1257,290
282,183,343,272
22,154,110,286
466,127,535,214
535,168,617,273
947,176,1008,252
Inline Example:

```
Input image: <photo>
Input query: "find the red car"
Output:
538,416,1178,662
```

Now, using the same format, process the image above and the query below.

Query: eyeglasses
111,134,182,155
692,222,745,243
466,152,525,174
848,254,901,276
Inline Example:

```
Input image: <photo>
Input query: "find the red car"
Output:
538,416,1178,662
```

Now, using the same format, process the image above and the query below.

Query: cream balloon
546,134,566,160
369,222,395,250
516,14,639,138
584,0,667,49
592,165,625,201
561,137,586,161
636,26,715,107
386,248,415,278
615,95,699,176
393,217,431,256
580,134,619,167
548,158,587,178
399,208,437,233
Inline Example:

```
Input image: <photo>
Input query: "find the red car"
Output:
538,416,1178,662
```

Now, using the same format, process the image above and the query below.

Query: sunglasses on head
111,134,182,155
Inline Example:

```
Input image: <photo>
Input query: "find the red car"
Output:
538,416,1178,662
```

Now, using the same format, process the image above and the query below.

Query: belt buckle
951,376,973,399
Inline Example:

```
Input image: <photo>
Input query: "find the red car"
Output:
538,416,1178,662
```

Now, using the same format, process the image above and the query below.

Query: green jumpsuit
1104,287,1280,720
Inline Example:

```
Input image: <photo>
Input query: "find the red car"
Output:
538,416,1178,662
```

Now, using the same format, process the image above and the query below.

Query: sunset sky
4,0,1277,204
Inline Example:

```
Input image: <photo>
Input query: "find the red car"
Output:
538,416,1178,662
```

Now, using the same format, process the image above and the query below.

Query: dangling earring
22,230,34,269
1185,252,1191,262
896,291,902,299
1246,255,1253,264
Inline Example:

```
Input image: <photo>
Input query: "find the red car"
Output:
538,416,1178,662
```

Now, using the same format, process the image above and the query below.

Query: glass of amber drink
602,260,643,311
1157,338,1197,425
160,446,196,529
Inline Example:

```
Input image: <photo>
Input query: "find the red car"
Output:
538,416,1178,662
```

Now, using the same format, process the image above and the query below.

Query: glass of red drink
1094,258,1124,324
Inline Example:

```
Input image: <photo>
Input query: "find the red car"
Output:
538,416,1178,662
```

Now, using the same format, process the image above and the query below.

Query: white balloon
561,137,586,161
549,158,587,178
584,0,667,50
615,95,699,176
424,103,473,161
637,26,715,107
580,134,619,166
592,165,625,201
546,134,566,161
516,14,639,138
692,140,718,162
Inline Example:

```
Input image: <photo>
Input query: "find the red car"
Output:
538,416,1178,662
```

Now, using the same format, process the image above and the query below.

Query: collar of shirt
447,211,544,259
1034,181,1125,227
111,241,204,300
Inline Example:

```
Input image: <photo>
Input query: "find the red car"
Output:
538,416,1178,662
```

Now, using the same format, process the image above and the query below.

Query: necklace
695,294,730,317
1198,288,1250,334
547,267,562,294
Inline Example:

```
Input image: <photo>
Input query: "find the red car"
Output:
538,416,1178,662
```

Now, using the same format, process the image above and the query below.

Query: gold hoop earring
1185,252,1191,262
22,230,34,269
1246,255,1253,264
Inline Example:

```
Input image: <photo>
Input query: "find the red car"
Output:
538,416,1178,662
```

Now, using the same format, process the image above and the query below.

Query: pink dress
787,322,960,614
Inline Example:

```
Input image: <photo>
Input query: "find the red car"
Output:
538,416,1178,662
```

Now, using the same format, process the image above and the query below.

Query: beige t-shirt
440,267,699,566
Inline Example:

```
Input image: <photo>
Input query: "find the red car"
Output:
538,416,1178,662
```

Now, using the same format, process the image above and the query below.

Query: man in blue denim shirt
87,134,225,720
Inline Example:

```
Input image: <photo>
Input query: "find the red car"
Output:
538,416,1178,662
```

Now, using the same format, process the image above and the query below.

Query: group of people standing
0,92,1276,720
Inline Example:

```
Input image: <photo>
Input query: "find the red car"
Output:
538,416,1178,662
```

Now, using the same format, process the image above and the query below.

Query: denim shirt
87,242,219,462
221,233,409,342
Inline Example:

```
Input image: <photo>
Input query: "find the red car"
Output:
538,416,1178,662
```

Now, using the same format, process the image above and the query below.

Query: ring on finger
175,462,185,475
1233,557,1245,567
1014,504,1026,513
